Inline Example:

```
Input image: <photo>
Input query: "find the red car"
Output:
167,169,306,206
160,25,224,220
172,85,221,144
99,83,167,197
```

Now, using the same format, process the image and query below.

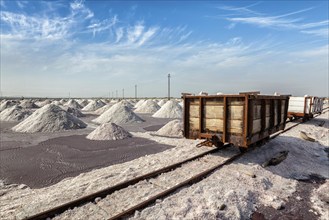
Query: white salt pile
134,99,145,108
0,100,16,112
61,106,85,118
94,104,113,115
82,100,105,111
157,99,167,107
77,99,89,107
152,100,183,118
19,100,39,109
0,105,31,121
179,101,184,107
134,99,161,114
155,119,183,137
59,99,67,104
93,102,144,124
86,123,132,140
12,104,87,133
36,99,52,107
52,101,61,106
121,100,134,109
64,99,82,109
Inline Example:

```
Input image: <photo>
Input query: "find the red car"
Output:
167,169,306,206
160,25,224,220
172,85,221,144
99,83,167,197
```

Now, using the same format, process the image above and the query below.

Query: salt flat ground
0,111,328,220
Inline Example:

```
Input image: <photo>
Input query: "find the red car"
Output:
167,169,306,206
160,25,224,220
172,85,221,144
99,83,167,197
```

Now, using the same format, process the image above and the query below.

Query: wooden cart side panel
227,97,245,135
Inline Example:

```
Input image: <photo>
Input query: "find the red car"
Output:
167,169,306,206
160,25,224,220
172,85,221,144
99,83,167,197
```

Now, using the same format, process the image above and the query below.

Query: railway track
24,113,326,220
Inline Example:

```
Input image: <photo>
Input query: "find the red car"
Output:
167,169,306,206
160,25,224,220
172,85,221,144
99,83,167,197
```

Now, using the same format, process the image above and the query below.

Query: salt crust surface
311,180,329,219
152,100,183,118
0,111,328,219
0,105,32,122
134,100,160,114
93,102,144,124
86,123,132,140
155,119,183,137
11,104,87,133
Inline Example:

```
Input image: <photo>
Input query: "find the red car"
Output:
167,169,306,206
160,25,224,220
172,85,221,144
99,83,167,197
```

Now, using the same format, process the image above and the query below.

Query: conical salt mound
157,100,167,107
120,100,134,109
0,100,16,112
61,106,85,118
152,100,183,118
77,99,89,107
64,99,82,109
134,100,161,113
156,120,183,137
86,123,132,140
0,105,32,121
19,100,39,109
82,100,105,111
52,100,61,106
94,104,114,115
12,104,87,133
37,99,52,107
134,99,145,108
93,102,144,124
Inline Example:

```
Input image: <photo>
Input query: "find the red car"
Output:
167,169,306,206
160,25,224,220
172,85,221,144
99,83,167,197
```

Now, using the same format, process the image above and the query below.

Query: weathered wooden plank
227,119,243,134
204,105,224,119
203,119,223,132
265,116,271,129
189,118,199,130
266,104,271,116
227,105,244,120
253,105,262,119
189,105,199,118
252,119,262,134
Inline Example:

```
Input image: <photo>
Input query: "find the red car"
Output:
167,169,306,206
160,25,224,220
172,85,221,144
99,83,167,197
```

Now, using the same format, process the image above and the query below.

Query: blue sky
0,0,328,98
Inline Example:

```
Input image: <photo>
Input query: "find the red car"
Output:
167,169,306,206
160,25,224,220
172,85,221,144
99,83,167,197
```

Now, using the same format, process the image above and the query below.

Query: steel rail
24,110,327,220
24,146,223,220
107,113,327,219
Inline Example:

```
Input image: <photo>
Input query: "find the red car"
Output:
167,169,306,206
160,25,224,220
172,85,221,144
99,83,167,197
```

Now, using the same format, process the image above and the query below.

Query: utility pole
122,89,124,99
135,85,137,99
168,73,171,100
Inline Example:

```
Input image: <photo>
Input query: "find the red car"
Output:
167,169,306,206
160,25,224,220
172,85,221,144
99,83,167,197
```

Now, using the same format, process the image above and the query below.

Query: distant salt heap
52,100,61,106
152,100,183,118
0,105,32,121
157,99,167,107
156,119,183,137
64,99,82,109
93,102,144,124
37,99,52,107
86,123,132,140
134,99,161,114
61,106,85,118
82,100,105,111
19,100,39,109
121,100,134,109
77,99,89,107
94,104,113,115
134,99,145,108
12,104,87,133
0,100,16,112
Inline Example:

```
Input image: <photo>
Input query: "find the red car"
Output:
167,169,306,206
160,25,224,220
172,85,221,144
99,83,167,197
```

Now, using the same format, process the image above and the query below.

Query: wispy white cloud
16,1,28,9
220,5,328,38
87,15,118,37
115,27,124,43
301,28,329,38
217,2,263,16
138,27,159,46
